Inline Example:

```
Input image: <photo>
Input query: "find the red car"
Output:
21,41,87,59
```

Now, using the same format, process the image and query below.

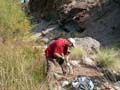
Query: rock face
29,0,103,23
31,0,120,47
74,37,100,54
29,0,71,19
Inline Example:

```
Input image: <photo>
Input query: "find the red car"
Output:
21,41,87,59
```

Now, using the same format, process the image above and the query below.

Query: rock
53,73,66,80
114,81,120,90
74,37,100,54
73,2,88,10
82,57,96,66
41,38,49,44
114,86,120,90
74,13,90,23
101,82,115,90
87,0,98,8
114,81,120,86
62,80,69,87
70,60,80,66
68,0,77,7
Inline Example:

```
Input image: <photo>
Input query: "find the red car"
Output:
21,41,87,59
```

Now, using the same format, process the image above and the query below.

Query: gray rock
82,56,96,66
70,60,80,66
114,81,120,90
74,37,100,54
62,80,69,87
72,2,88,10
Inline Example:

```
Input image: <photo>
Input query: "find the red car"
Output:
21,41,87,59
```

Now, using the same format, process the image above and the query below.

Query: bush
96,49,120,69
70,47,86,60
0,0,31,38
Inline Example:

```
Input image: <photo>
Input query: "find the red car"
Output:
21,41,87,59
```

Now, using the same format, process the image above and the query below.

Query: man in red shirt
45,38,75,75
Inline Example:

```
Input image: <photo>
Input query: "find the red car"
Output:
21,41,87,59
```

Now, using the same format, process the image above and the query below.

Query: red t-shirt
45,39,68,58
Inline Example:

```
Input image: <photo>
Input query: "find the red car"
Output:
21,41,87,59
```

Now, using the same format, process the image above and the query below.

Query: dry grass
0,0,31,39
0,40,47,90
0,0,48,90
96,48,120,70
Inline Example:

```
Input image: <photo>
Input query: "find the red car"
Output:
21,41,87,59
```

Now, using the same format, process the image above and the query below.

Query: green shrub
70,47,86,60
96,49,120,69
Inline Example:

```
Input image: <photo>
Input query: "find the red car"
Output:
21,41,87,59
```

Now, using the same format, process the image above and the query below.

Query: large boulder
74,37,100,54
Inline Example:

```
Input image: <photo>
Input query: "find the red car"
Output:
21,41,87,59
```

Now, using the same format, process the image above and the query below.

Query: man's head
67,38,76,47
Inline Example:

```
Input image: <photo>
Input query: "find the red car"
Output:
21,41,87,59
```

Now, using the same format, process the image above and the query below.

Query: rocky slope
31,0,120,48
29,0,120,90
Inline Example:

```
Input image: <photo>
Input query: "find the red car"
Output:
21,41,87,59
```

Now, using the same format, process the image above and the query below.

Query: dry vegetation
0,0,47,90
70,47,120,72
96,48,120,71
0,0,31,39
0,40,47,90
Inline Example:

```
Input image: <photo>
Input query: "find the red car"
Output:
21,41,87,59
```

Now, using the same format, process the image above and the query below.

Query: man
45,38,75,75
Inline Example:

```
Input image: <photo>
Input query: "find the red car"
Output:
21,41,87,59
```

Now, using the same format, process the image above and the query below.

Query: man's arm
64,55,69,63
54,53,69,63
54,53,63,59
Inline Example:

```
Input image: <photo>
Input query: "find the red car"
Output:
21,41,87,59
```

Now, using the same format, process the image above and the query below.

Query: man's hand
54,53,64,60
61,56,65,60
66,63,71,67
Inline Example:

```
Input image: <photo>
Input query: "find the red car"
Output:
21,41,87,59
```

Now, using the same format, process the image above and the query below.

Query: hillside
0,0,120,90
30,0,120,90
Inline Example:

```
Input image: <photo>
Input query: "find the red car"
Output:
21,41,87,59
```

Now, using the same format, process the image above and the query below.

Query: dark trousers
46,58,67,75
46,58,66,90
